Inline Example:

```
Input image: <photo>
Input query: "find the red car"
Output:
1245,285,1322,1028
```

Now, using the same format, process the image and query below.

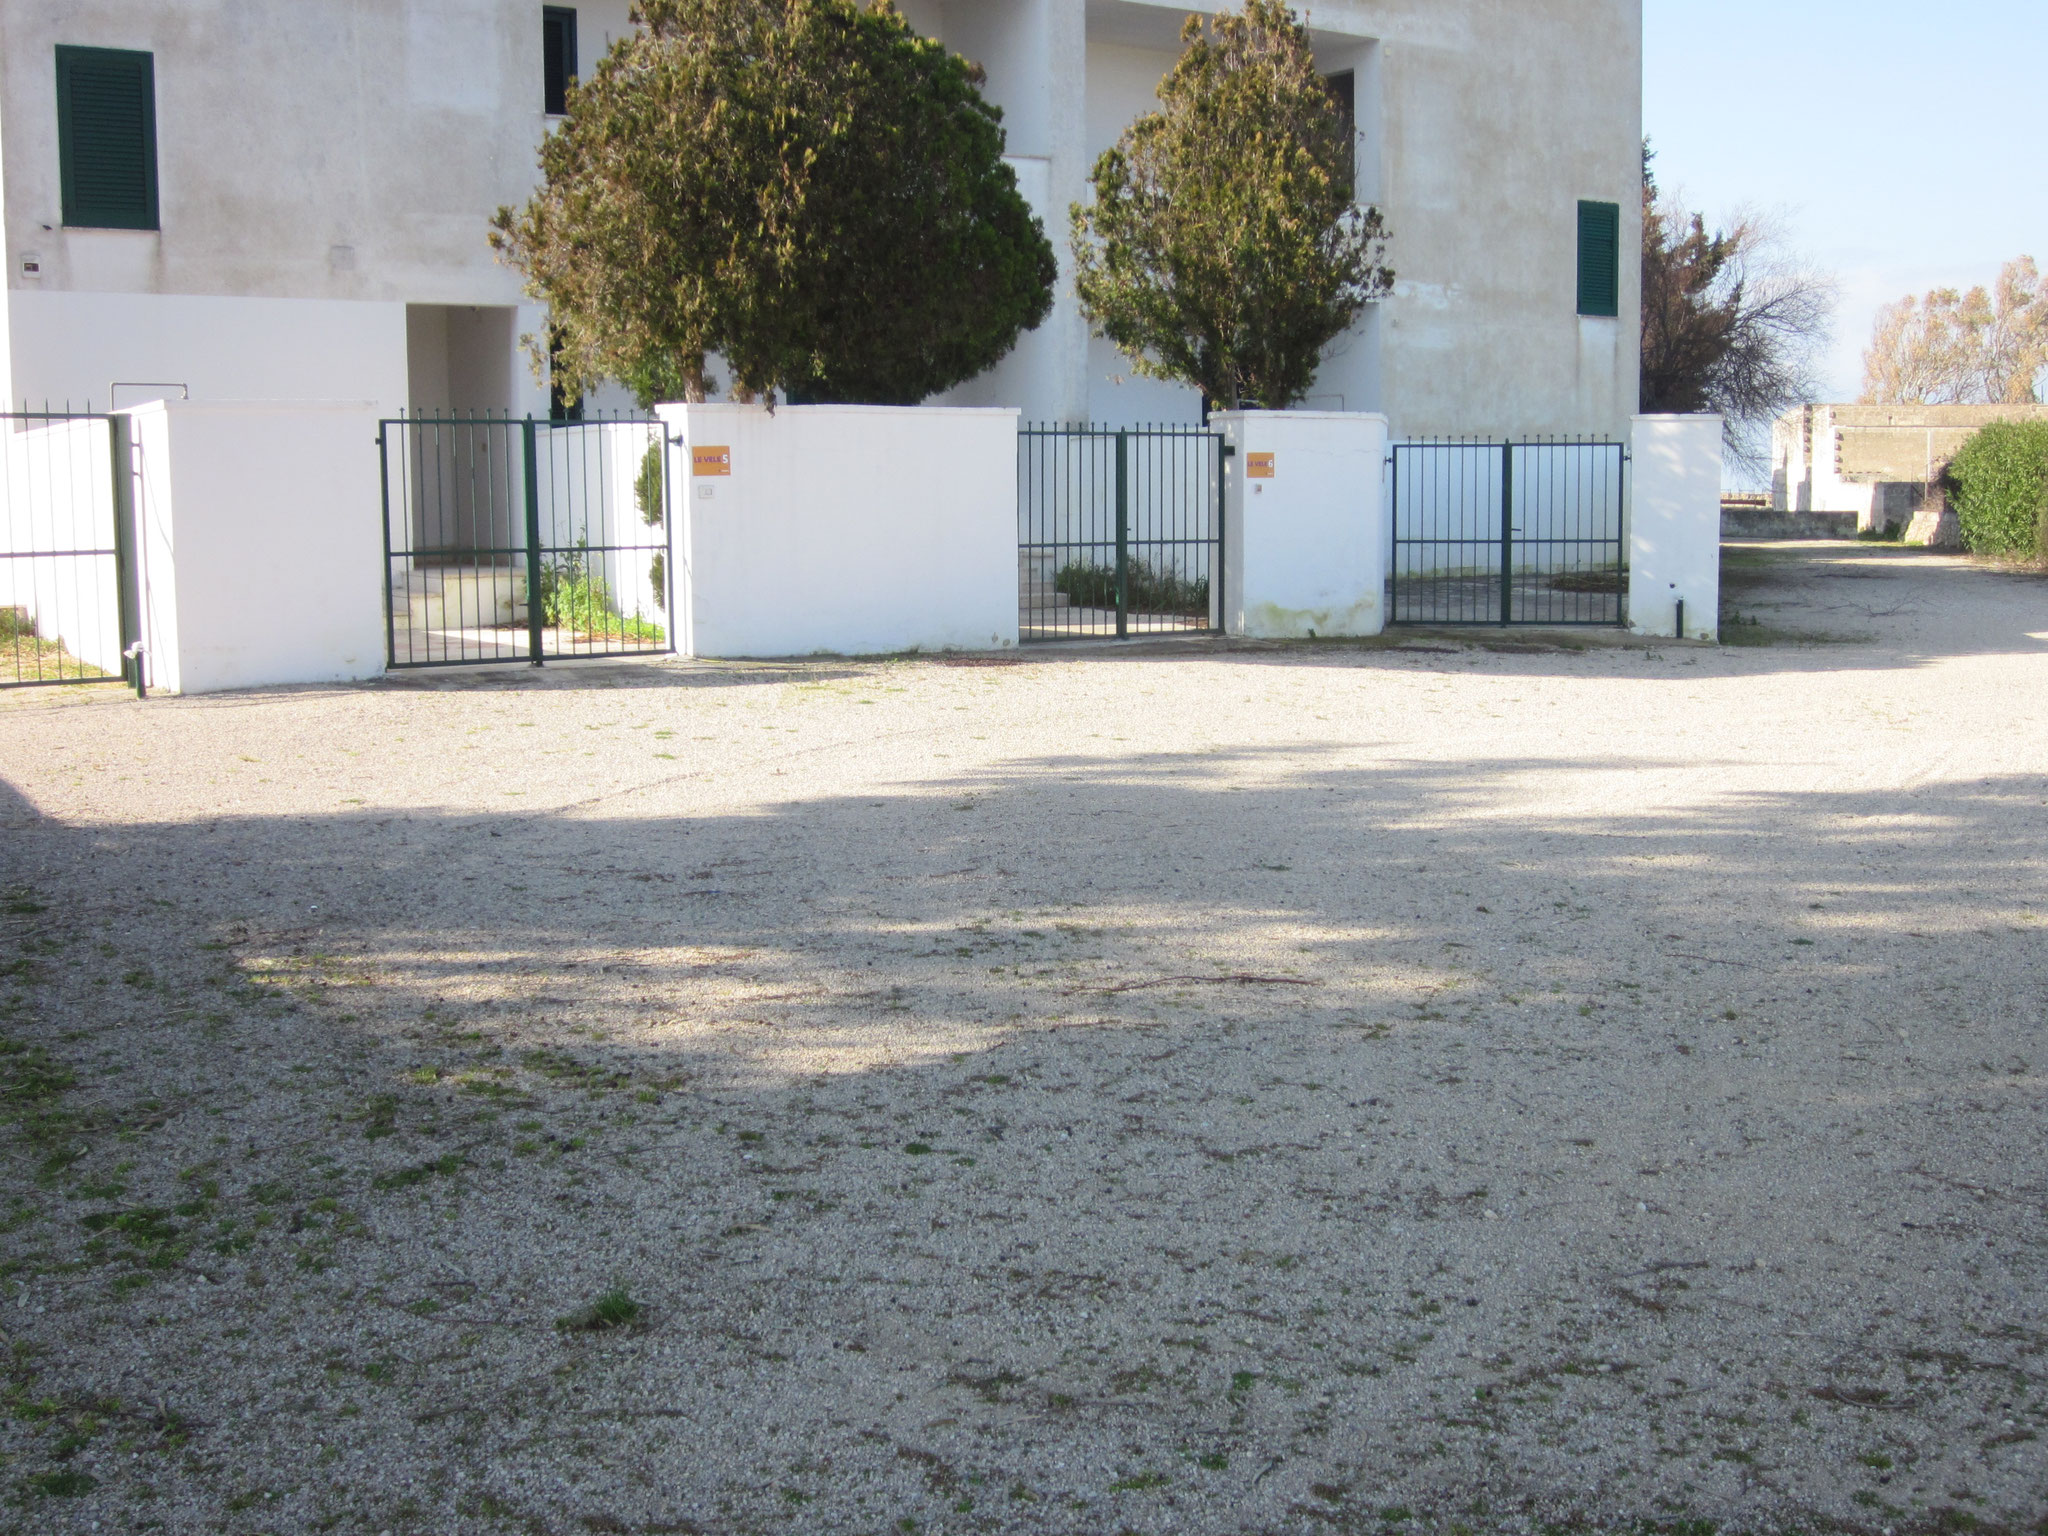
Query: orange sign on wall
1246,452,1276,479
692,445,732,477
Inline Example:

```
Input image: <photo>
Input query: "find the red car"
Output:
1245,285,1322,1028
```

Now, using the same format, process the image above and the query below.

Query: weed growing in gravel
372,1154,462,1191
22,1467,97,1497
557,1288,642,1332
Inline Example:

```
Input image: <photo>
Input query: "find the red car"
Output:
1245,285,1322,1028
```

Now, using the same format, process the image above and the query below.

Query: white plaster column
1213,410,1389,640
1628,413,1722,641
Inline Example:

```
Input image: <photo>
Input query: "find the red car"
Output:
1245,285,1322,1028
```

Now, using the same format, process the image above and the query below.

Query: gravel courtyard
0,544,2043,1536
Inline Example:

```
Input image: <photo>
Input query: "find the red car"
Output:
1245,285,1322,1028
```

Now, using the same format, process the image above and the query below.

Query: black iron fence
379,415,673,668
1,411,140,691
1389,438,1628,626
1018,424,1226,640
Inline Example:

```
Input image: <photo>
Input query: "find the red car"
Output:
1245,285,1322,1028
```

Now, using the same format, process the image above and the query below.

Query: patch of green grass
371,1154,461,1191
522,1047,630,1093
360,1094,398,1139
23,1467,97,1497
80,1207,187,1271
1109,1471,1169,1492
557,1287,642,1333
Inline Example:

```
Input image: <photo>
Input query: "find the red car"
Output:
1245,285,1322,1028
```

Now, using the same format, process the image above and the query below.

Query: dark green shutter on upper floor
1576,199,1620,318
543,8,578,116
57,45,159,231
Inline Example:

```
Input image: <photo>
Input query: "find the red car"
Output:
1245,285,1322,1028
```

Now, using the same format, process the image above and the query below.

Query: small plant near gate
1053,560,1210,616
539,543,664,644
1547,567,1625,594
1943,419,2048,559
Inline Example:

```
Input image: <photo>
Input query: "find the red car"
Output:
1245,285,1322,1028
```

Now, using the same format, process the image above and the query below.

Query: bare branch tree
1862,257,2048,406
1639,145,1835,476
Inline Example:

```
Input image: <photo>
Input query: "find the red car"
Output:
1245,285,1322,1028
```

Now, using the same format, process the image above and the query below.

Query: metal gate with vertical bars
1388,437,1628,626
1018,423,1226,640
379,415,675,668
2,411,141,691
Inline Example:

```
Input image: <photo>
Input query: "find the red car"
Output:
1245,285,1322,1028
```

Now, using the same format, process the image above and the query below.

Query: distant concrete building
1772,403,2048,540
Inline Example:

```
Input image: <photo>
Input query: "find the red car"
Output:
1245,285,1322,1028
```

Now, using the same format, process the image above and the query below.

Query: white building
1772,402,2048,533
2,0,1641,437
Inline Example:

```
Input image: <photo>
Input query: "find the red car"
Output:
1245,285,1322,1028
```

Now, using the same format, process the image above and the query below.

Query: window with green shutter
543,8,578,116
57,46,159,231
1576,199,1620,318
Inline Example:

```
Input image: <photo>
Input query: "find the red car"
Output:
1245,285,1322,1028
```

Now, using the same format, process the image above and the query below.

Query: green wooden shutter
57,46,159,231
1576,199,1620,318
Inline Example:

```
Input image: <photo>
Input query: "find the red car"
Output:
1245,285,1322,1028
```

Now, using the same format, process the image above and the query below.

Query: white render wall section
656,403,1020,659
1215,410,1389,640
126,400,385,694
5,291,416,414
1628,414,1722,642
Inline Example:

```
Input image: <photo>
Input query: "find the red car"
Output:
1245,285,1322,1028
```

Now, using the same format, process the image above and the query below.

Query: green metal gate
1018,423,1227,640
1,412,142,692
379,415,674,668
1388,437,1628,626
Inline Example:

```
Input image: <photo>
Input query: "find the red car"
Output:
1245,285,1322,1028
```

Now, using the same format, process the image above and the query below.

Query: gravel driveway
0,544,2043,1535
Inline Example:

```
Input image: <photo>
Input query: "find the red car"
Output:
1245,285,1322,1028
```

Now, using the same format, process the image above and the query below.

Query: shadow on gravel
1,752,2045,1534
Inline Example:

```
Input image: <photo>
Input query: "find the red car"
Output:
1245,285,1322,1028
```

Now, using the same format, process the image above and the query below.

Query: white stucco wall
125,400,385,693
1628,414,1722,642
655,403,1020,659
6,291,412,413
913,0,1640,436
0,0,633,411
1215,410,1389,639
6,0,1640,495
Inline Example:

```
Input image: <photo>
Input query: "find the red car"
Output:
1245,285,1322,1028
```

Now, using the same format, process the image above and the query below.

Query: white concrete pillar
1628,413,1722,641
122,400,386,693
1213,410,1389,640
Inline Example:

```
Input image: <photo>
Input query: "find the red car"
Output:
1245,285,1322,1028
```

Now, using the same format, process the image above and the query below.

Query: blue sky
1643,0,2048,401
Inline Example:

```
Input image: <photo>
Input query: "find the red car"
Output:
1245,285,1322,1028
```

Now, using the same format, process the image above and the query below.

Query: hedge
1945,420,2048,557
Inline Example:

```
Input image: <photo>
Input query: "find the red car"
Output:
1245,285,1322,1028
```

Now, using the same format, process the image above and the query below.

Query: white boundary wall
126,401,385,693
1214,410,1389,640
655,403,1020,659
1628,414,1722,642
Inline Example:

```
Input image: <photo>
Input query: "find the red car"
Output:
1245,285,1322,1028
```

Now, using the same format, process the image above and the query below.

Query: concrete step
394,566,528,628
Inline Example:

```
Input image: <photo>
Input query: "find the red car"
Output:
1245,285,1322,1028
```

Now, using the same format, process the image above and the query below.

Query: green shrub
1053,559,1210,616
0,606,35,642
635,441,664,529
1945,420,2048,557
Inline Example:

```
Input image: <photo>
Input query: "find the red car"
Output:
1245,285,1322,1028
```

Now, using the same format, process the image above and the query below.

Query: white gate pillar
1628,414,1723,641
1213,410,1389,640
